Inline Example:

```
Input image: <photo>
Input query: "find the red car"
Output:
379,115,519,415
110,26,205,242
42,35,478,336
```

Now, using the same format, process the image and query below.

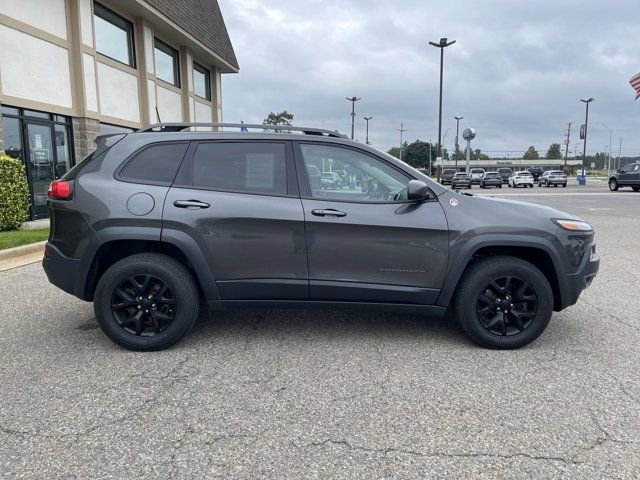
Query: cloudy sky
218,0,640,158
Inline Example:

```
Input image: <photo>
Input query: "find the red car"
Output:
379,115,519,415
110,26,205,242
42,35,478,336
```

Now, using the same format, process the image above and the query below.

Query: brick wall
72,117,100,164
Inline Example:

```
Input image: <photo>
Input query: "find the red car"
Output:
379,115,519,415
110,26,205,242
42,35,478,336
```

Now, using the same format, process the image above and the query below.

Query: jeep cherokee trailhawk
43,123,599,351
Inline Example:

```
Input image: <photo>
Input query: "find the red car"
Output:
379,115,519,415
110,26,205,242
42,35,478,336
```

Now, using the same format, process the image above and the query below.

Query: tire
499,184,502,188
453,255,554,349
632,186,640,192
562,183,567,188
94,253,200,351
609,179,619,191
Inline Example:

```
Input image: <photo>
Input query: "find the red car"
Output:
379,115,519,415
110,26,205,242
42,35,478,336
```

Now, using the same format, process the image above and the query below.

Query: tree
523,146,539,160
387,146,401,159
403,140,432,168
546,143,562,159
262,111,294,131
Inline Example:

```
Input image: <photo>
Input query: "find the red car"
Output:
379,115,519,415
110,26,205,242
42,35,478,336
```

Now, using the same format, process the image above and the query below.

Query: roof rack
137,122,349,139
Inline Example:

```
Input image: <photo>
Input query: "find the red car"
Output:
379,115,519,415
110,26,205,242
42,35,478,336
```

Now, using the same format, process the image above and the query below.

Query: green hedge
0,155,30,231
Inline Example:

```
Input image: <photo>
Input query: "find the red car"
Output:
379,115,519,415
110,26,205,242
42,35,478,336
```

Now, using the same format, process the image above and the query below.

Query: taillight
48,180,72,200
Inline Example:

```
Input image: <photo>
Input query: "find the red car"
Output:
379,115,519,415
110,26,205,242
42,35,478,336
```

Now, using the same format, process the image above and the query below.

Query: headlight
552,219,593,232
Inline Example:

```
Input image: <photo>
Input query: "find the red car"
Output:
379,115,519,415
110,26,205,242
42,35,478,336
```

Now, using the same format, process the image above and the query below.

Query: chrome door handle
311,208,346,217
173,199,210,209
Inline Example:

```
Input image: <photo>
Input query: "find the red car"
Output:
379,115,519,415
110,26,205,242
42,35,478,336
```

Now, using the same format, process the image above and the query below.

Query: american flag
630,72,640,100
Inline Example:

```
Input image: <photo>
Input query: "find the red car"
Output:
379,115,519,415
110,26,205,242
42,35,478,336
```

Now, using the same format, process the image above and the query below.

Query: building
439,158,583,173
0,0,238,219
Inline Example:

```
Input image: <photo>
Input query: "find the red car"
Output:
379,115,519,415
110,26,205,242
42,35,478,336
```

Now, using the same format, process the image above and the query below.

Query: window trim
154,38,180,87
114,141,190,186
193,62,212,101
171,140,297,198
94,2,136,68
293,141,435,205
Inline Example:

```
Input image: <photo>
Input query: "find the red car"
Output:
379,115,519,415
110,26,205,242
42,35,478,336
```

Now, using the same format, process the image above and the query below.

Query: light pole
580,97,594,183
429,37,456,181
454,116,463,168
363,116,373,144
345,96,361,140
594,121,612,176
398,123,406,161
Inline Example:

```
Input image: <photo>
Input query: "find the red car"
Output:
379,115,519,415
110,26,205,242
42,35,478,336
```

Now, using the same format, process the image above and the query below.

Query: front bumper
557,242,599,310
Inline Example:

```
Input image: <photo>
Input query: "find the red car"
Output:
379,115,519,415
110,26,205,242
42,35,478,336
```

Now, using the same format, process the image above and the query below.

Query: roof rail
137,122,349,139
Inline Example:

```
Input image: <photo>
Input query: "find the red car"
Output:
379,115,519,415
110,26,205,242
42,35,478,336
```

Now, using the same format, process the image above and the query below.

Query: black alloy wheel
111,274,176,336
475,276,538,336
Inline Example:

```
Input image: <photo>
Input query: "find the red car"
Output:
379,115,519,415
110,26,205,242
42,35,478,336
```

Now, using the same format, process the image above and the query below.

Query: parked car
43,122,599,351
333,169,349,184
469,168,485,184
321,171,343,189
441,168,457,185
451,172,472,189
497,167,512,184
307,164,322,189
538,171,567,188
480,171,503,189
508,171,534,188
527,167,544,181
608,163,640,191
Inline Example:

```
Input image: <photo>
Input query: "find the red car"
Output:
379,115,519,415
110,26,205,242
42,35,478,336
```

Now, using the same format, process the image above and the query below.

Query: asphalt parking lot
1,181,639,479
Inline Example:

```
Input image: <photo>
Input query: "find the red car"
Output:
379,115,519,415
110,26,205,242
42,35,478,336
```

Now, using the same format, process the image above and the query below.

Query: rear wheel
453,256,553,349
609,179,619,191
94,253,200,351
633,186,640,192
562,183,567,187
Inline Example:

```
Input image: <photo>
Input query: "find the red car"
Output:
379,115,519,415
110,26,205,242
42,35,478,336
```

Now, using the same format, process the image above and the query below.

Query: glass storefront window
54,125,72,178
99,123,135,135
2,117,24,161
23,109,51,120
154,39,180,86
1,105,19,116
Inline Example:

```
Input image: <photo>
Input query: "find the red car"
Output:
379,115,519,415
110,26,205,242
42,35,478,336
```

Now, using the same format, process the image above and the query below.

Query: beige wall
0,0,224,129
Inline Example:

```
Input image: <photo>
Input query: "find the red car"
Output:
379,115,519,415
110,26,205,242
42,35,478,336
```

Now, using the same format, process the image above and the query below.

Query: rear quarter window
119,142,189,185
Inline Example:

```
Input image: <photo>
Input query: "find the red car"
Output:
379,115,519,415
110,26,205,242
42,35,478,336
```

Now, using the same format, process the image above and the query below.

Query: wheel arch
81,229,219,303
436,236,563,311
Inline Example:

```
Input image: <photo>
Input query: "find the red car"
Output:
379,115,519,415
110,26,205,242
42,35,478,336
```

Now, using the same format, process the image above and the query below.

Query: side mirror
407,180,429,201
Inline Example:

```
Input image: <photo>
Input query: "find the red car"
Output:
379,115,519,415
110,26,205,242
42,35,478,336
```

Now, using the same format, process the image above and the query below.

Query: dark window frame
94,2,136,68
154,38,180,87
115,141,190,186
193,62,211,101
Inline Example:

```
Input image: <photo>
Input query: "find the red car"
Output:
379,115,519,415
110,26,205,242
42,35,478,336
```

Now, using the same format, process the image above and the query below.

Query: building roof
143,0,238,70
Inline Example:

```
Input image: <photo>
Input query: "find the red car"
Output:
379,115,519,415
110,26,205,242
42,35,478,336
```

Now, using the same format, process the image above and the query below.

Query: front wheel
632,186,640,192
94,253,200,351
453,256,553,349
609,179,619,191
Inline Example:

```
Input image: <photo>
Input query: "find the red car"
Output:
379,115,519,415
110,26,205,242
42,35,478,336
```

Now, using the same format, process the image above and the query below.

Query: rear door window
175,142,288,195
120,142,189,185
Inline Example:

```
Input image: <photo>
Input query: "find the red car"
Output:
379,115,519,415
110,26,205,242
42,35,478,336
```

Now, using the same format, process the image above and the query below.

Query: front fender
435,234,563,308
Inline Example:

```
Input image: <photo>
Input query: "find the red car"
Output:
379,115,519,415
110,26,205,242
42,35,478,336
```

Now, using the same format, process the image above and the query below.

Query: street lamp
345,96,361,140
454,116,463,168
580,97,594,183
429,37,456,180
363,116,373,144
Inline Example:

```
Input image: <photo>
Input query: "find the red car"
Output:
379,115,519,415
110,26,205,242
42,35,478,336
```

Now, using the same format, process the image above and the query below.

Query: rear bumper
42,242,83,298
557,243,599,310
546,179,567,185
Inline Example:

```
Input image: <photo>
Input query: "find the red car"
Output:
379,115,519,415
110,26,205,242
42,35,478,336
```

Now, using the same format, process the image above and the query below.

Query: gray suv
43,123,599,351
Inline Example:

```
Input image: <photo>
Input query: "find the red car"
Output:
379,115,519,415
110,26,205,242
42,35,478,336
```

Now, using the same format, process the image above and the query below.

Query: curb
0,241,47,262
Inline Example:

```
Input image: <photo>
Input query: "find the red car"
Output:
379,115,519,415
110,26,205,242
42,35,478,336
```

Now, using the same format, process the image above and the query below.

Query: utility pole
345,96,361,140
429,37,456,181
617,137,623,171
363,116,373,144
454,116,463,168
428,139,433,174
563,122,571,173
580,97,594,183
398,123,407,161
